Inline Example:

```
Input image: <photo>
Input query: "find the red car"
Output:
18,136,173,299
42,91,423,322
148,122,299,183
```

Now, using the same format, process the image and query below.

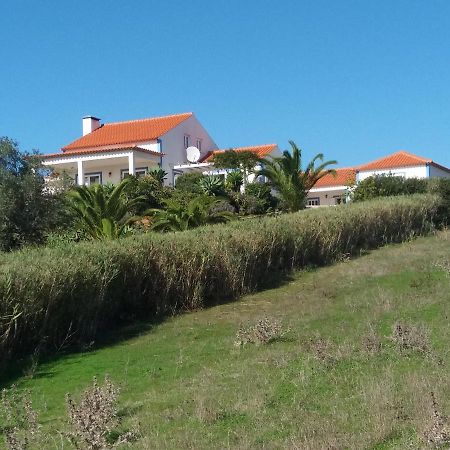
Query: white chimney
82,116,101,136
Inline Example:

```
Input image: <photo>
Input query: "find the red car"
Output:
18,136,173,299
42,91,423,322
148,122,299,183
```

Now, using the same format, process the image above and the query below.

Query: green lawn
2,231,450,449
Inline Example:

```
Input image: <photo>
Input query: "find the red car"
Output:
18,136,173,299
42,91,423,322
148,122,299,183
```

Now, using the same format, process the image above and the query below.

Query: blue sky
1,0,450,167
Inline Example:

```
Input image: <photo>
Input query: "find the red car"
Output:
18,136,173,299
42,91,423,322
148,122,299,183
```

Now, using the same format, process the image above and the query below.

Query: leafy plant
0,137,70,251
213,150,261,186
225,171,243,192
198,175,225,196
147,168,167,186
352,175,428,202
174,172,205,193
148,195,235,231
68,177,144,239
258,141,337,212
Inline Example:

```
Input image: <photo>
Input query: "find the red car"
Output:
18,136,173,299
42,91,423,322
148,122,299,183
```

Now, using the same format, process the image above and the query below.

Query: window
307,197,320,207
196,138,202,151
184,135,190,149
121,167,148,179
333,195,343,205
84,172,102,185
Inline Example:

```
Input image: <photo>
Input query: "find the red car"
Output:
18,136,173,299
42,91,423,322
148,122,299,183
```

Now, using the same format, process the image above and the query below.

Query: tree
68,177,144,239
213,150,261,186
0,137,67,250
148,195,235,232
258,141,337,212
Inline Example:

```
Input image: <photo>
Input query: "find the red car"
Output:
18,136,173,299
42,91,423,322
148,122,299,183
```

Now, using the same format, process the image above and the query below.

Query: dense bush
174,172,205,193
0,137,72,251
352,175,428,202
0,194,440,362
427,178,450,225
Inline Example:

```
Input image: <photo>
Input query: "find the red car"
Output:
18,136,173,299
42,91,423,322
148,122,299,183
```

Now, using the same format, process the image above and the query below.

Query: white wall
429,165,450,178
357,165,428,181
159,114,218,185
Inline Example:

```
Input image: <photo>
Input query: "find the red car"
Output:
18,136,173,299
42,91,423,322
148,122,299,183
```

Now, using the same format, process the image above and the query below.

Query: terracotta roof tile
62,112,192,151
200,144,277,162
314,168,356,188
42,145,163,159
356,151,432,171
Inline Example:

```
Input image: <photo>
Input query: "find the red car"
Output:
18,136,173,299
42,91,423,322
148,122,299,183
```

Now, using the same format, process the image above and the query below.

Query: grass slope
2,231,450,449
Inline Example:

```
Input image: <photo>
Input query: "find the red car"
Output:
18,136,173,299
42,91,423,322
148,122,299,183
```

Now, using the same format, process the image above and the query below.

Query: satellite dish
186,146,200,163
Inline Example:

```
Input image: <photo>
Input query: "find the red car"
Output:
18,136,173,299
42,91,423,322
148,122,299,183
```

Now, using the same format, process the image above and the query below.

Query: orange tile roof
62,112,193,151
42,145,163,159
200,144,278,162
357,150,432,171
313,168,356,188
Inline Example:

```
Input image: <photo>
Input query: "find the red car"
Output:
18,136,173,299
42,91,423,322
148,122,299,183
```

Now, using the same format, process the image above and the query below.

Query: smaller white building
356,150,450,181
307,150,450,207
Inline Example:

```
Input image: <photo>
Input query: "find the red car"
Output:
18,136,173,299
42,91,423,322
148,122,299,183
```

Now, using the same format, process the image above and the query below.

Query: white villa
306,150,450,206
42,112,280,186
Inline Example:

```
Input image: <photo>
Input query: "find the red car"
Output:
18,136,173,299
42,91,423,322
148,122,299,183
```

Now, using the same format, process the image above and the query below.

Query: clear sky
1,0,450,167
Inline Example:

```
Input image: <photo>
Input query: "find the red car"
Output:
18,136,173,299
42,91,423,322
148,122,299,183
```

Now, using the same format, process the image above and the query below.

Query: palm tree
258,141,337,212
68,177,145,239
148,195,235,232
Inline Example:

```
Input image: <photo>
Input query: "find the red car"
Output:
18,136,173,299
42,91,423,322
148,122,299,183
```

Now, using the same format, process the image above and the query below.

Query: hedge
0,194,441,362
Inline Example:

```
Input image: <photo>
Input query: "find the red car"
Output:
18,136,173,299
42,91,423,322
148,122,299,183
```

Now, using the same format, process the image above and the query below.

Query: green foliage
231,193,268,215
212,150,260,172
259,141,337,212
148,195,235,231
225,171,243,192
147,168,167,186
198,175,225,196
0,137,70,251
124,174,170,213
0,194,440,362
174,172,205,193
427,178,450,225
352,175,428,202
213,150,261,186
228,182,278,215
68,177,144,239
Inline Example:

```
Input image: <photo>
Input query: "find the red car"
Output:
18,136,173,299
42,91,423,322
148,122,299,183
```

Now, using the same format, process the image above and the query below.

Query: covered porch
42,146,162,186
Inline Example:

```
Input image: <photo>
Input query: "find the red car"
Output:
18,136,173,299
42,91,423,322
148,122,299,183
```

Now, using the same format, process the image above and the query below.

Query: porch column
77,160,84,186
128,152,135,176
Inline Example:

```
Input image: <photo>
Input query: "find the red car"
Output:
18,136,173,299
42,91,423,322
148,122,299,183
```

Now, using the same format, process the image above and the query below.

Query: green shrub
0,194,440,362
198,175,225,196
174,172,205,193
353,175,428,202
427,178,450,225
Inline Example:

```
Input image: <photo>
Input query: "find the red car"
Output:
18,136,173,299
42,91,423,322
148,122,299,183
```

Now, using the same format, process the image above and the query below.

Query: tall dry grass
0,194,441,361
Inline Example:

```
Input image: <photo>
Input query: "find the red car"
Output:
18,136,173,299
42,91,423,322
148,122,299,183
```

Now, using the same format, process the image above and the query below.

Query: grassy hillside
1,230,450,449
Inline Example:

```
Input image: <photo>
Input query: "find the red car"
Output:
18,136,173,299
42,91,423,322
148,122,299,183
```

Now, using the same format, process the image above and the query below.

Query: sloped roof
42,145,163,159
62,112,193,151
357,150,449,172
200,144,277,162
314,168,356,188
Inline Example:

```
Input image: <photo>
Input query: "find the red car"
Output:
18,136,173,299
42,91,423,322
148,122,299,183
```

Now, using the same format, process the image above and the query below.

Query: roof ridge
104,112,193,126
216,143,277,151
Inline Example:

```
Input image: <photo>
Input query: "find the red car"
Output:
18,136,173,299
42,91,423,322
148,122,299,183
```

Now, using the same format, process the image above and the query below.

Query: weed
362,329,382,354
65,376,136,449
0,385,41,450
391,320,430,354
234,317,284,346
423,392,450,447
